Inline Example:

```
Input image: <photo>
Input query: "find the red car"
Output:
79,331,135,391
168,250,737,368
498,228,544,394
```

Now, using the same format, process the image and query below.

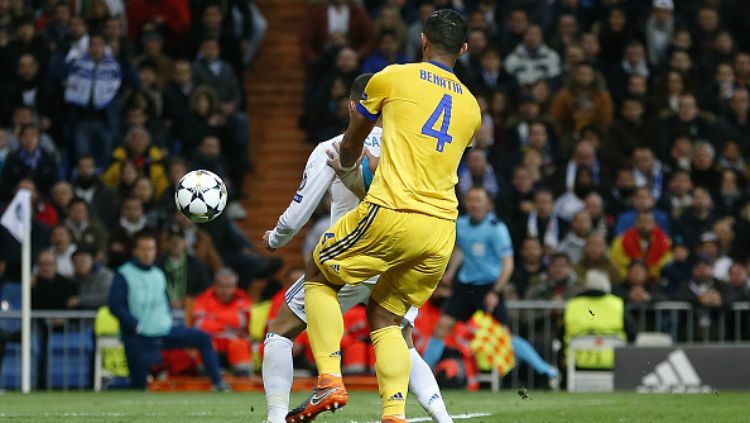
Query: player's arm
491,224,515,293
441,247,464,285
264,145,335,250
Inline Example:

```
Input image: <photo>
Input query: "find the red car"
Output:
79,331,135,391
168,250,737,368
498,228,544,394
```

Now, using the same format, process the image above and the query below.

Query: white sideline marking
351,412,492,423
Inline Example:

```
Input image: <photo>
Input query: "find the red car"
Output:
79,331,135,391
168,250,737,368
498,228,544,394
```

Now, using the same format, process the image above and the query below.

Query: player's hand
326,141,343,171
484,290,500,312
262,230,276,251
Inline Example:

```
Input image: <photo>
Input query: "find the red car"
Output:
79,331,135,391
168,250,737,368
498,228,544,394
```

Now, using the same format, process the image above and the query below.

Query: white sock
263,333,294,423
409,348,453,423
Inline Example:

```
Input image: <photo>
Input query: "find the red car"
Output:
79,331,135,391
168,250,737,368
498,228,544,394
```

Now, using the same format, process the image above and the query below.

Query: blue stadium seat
0,335,40,390
0,282,21,309
47,331,94,389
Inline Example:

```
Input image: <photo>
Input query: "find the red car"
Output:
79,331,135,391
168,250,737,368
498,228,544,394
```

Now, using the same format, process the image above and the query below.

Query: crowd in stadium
1,0,750,390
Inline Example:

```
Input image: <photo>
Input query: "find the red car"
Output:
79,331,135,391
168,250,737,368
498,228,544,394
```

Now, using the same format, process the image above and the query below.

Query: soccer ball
174,170,228,223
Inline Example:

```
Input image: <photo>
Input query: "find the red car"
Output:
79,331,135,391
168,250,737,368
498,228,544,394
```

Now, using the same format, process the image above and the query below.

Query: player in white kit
261,74,453,423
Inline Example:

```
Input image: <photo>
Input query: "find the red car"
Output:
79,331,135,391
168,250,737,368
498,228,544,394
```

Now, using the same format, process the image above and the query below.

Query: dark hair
137,58,158,72
133,230,158,247
423,9,468,55
350,73,374,101
550,252,571,264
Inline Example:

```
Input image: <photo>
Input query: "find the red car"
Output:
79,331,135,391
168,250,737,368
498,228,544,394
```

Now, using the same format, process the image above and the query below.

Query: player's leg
367,298,411,421
403,324,453,423
289,203,386,422
263,285,307,423
367,214,456,422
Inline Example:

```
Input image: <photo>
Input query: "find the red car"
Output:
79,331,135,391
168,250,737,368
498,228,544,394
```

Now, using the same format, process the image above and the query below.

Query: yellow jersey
357,61,481,220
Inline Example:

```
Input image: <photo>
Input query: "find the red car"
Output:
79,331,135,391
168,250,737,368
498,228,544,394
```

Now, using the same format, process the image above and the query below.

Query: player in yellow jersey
287,9,480,423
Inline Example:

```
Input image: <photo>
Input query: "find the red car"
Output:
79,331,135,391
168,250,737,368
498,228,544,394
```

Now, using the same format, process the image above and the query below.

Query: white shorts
284,276,419,327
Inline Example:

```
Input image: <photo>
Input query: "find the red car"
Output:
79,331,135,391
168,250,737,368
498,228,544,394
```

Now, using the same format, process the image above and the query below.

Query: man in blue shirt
423,187,514,367
109,231,229,391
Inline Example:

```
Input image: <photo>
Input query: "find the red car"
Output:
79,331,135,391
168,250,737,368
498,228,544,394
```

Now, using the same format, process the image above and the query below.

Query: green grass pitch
0,390,746,422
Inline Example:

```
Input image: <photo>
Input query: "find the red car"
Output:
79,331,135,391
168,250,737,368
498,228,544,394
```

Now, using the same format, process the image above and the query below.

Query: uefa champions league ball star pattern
175,170,228,223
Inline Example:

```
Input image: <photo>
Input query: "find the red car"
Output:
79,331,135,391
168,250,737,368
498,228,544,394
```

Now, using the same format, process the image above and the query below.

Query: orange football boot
286,374,348,422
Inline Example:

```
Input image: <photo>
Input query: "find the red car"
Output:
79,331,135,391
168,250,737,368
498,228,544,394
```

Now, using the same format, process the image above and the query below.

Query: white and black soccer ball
174,170,228,223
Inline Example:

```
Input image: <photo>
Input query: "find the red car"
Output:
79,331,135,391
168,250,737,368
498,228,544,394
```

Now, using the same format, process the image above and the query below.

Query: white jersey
268,127,382,249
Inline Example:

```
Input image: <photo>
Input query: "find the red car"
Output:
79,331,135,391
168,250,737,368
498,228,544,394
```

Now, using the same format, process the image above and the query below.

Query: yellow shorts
313,201,456,317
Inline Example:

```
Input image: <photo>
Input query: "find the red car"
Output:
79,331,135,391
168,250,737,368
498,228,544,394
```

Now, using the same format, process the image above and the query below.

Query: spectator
31,250,78,310
610,210,673,280
0,124,58,201
5,105,58,156
191,37,249,185
575,233,621,284
725,262,750,305
562,270,635,370
360,30,407,74
520,188,567,253
660,240,691,298
467,48,518,98
50,181,74,221
548,13,579,56
302,0,373,66
108,197,153,268
509,237,545,299
457,149,498,201
609,42,650,104
102,127,169,198
504,24,561,86
553,166,594,222
631,147,665,201
656,169,693,220
547,140,600,197
616,260,667,306
70,248,113,310
169,210,224,274
720,89,750,151
157,227,211,310
525,252,577,300
162,60,196,142
660,95,716,160
404,2,434,61
50,225,76,278
64,33,121,167
191,4,242,79
584,192,609,237
193,268,253,376
1,53,61,129
65,198,108,259
690,141,722,191
4,14,50,78
676,187,718,249
603,97,657,167
108,231,228,391
557,210,592,265
614,187,671,236
597,7,636,69
72,155,117,226
645,0,674,67
677,256,726,339
550,62,614,147
497,165,535,226
716,169,746,217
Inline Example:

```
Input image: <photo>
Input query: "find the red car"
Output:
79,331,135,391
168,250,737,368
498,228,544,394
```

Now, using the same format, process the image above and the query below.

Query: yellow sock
371,326,410,418
304,281,343,376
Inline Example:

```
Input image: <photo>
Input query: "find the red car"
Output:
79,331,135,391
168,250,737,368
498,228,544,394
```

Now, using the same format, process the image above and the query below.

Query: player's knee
366,300,403,331
268,303,306,339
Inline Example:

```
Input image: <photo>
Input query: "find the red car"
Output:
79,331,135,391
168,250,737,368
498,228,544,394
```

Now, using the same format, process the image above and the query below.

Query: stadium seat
635,332,673,347
0,335,40,390
566,335,626,393
47,331,94,389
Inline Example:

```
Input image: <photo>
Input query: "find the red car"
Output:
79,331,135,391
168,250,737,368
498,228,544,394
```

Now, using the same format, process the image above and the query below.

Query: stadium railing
0,304,747,391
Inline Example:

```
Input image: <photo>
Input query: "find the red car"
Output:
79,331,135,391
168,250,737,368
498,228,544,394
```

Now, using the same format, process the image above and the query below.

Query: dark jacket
32,274,78,310
0,148,59,200
192,58,241,107
157,254,211,299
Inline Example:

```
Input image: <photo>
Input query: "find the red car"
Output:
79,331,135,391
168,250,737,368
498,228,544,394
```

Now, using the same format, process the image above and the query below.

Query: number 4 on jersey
421,94,453,152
